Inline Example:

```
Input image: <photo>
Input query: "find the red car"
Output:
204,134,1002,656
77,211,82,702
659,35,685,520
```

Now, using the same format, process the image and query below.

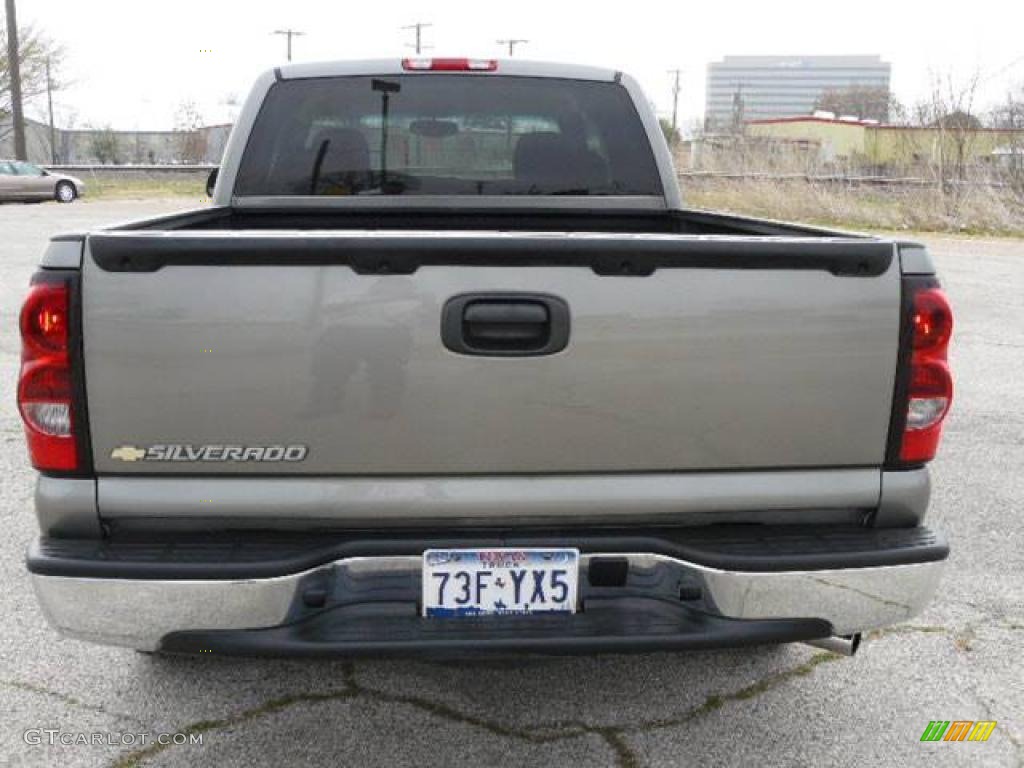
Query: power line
979,53,1024,85
271,29,305,62
401,22,432,55
497,39,529,57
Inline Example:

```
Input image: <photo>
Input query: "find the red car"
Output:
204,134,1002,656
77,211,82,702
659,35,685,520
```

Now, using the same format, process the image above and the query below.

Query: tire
55,181,77,203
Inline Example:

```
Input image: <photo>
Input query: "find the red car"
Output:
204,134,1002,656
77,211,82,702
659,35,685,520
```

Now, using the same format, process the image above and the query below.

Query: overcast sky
16,0,1024,131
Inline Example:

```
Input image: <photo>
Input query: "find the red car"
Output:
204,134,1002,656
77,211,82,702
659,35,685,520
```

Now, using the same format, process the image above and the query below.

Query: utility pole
4,0,27,160
497,39,528,57
272,28,304,62
46,56,56,163
667,68,683,138
401,22,432,55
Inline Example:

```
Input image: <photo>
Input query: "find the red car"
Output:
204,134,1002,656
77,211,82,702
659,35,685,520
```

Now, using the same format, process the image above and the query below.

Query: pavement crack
108,685,358,768
104,651,846,768
627,651,842,734
868,622,989,654
592,727,641,768
865,618,1024,651
347,675,639,767
866,623,950,640
1,679,149,729
871,620,1023,764
348,651,844,763
107,657,628,768
106,625,1016,768
966,676,1023,766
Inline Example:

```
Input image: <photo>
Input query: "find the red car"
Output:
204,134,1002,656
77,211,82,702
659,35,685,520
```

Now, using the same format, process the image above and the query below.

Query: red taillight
899,286,954,464
18,279,79,471
401,58,498,72
21,282,69,355
911,288,953,352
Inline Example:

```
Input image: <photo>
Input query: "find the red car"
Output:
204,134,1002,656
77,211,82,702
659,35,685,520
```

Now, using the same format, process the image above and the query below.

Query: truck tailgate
82,231,898,475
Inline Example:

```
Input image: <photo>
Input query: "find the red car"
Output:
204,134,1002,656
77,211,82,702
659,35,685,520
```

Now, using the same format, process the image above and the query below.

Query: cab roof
274,58,621,83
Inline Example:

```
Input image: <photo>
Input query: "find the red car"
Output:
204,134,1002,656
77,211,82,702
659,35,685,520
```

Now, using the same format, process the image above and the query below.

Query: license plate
422,548,580,617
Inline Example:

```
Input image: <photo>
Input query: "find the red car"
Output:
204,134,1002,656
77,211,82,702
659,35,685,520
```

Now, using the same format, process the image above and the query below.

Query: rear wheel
55,181,77,203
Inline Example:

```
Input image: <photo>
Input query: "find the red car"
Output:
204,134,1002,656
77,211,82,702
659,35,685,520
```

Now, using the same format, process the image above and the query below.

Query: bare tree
0,24,65,130
912,71,982,214
886,98,912,125
989,84,1024,190
173,100,207,163
86,126,121,164
814,85,896,122
87,126,121,164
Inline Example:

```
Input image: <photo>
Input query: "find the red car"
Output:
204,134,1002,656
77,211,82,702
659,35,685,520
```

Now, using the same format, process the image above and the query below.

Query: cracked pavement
1,200,1022,767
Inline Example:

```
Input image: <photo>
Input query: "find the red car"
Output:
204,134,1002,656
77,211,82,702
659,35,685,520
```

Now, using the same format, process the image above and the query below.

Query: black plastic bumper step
159,597,832,657
28,524,948,580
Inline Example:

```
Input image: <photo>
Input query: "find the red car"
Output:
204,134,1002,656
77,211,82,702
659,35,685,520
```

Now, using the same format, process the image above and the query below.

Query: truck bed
113,205,868,238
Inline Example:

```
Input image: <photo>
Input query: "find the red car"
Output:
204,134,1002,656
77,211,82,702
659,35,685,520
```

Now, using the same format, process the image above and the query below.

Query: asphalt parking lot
0,199,1021,767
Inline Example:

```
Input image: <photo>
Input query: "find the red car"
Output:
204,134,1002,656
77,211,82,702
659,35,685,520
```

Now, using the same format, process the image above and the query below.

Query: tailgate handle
465,303,548,343
442,293,570,357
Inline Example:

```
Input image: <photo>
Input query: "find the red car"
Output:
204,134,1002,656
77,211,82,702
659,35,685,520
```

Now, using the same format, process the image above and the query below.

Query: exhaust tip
803,633,862,657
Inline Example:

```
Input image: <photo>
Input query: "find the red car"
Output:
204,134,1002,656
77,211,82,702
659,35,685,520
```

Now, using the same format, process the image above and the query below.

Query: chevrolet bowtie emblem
110,445,147,462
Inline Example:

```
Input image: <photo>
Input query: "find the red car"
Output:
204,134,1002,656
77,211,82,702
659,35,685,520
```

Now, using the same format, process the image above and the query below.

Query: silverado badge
110,444,308,462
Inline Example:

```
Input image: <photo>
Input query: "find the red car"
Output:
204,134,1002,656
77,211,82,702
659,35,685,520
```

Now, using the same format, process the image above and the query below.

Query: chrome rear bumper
31,552,945,652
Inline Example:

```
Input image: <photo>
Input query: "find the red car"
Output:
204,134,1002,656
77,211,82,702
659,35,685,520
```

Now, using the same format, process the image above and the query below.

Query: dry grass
78,172,208,202
674,137,1024,236
74,168,1024,236
682,177,1024,237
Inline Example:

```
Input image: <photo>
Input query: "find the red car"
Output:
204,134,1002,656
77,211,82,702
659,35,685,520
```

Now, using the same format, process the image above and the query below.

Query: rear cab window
234,75,663,197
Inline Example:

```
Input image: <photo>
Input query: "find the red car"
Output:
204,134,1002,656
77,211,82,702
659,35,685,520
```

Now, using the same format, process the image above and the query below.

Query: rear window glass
234,75,663,197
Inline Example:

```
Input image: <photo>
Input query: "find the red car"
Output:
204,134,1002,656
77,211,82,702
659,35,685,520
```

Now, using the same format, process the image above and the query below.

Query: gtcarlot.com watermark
24,729,202,747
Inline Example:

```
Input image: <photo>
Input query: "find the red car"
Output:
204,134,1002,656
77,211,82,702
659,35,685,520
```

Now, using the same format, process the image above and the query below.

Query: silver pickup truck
19,58,954,658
